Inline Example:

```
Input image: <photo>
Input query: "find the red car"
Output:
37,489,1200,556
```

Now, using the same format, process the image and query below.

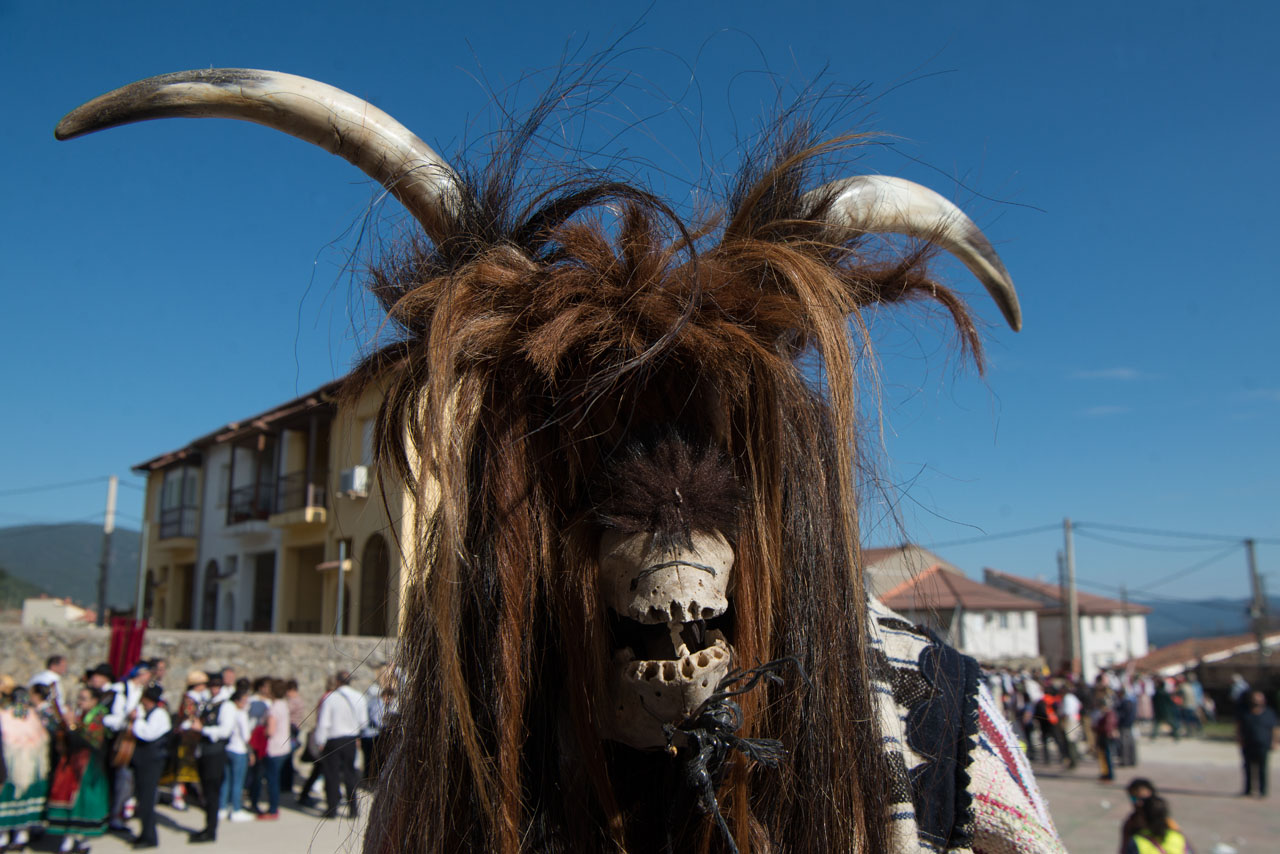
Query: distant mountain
0,524,141,611
0,565,48,609
1138,596,1280,648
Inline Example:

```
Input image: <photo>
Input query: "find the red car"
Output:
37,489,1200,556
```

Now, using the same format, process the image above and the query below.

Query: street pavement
1035,736,1279,853
28,791,371,854
21,738,1278,852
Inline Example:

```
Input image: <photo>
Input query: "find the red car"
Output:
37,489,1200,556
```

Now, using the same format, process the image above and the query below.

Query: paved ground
24,790,371,854
1035,736,1279,853
19,738,1278,852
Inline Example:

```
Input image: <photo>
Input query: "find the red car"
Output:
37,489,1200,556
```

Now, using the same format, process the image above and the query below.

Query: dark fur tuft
591,432,741,549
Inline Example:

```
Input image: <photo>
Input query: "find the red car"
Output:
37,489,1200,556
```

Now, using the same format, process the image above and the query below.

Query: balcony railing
158,505,198,540
275,469,328,514
227,483,274,525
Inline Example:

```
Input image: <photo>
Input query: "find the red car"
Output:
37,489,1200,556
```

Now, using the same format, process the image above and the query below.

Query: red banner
108,616,148,680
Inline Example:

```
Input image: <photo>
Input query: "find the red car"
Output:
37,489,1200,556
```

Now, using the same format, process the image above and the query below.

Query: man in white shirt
104,661,153,832
185,672,238,843
314,670,368,819
29,654,69,714
130,684,172,848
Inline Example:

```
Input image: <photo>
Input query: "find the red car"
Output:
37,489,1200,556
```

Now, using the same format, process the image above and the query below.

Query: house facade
983,568,1151,682
879,565,1042,665
134,378,412,638
861,544,966,599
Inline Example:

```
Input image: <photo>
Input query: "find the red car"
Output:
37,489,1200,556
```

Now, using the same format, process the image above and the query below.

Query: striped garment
868,599,1066,853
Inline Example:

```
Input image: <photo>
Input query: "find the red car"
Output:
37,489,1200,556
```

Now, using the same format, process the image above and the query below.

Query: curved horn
811,175,1022,331
55,68,461,241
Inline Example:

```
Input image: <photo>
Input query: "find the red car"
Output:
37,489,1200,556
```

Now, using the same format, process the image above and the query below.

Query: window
361,418,376,467
999,612,1008,629
1019,612,1027,629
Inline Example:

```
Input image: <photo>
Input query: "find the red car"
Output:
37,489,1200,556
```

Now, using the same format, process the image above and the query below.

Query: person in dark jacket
1117,691,1139,767
1238,690,1278,797
128,685,171,849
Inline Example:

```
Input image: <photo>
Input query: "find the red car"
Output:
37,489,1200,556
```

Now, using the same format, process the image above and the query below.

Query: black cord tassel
663,657,808,854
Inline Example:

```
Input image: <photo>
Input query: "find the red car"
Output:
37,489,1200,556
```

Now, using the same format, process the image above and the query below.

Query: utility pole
1246,538,1269,676
96,475,118,627
134,519,150,622
1063,518,1081,679
1057,550,1069,673
1120,583,1133,663
334,538,347,637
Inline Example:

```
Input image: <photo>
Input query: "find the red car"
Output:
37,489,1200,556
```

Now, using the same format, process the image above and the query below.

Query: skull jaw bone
597,529,735,750
607,634,735,750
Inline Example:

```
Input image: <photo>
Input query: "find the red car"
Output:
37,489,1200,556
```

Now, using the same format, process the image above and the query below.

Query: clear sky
3,1,1276,605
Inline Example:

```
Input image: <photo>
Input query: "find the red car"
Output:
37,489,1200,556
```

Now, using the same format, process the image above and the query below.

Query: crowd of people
3,650,1271,851
0,654,398,851
986,667,1234,781
988,665,1276,852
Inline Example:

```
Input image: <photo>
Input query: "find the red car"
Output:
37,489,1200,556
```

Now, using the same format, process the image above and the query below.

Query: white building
983,568,1150,682
879,565,1042,665
22,597,95,628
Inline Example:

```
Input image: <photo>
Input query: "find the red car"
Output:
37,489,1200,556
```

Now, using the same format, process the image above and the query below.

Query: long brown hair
356,116,982,853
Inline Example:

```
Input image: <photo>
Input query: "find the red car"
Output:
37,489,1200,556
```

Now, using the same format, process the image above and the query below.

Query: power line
924,523,1061,549
1135,545,1242,592
1073,528,1229,553
1076,521,1280,546
0,476,112,498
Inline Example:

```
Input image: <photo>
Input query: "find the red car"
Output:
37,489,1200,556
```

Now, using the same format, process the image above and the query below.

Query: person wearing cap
85,664,114,694
163,671,208,812
128,684,171,849
185,671,236,843
103,662,152,833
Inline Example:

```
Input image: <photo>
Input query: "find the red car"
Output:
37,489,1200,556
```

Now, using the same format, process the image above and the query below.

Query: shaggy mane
352,95,984,854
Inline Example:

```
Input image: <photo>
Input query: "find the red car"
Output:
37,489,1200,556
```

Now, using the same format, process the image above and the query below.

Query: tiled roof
881,566,1043,612
132,378,344,472
1128,631,1280,674
983,568,1151,615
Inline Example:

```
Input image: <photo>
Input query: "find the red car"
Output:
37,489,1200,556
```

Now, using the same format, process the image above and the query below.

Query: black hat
142,684,164,703
85,663,114,681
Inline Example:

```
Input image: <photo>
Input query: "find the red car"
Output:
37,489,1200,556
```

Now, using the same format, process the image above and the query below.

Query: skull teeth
625,632,729,683
668,621,690,659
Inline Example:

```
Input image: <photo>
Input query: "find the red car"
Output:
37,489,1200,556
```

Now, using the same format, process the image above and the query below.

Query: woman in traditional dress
0,677,51,851
160,674,205,810
46,687,111,853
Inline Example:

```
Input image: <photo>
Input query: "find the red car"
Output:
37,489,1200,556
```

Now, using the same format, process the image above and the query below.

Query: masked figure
58,68,1063,853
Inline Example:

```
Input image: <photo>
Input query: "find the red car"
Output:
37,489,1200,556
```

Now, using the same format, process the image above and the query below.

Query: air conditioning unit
339,465,369,498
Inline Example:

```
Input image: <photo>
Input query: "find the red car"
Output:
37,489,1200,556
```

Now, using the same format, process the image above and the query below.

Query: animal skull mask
588,433,744,749
600,528,735,749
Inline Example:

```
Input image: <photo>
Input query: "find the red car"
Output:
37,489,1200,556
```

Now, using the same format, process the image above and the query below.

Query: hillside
0,523,140,610
0,565,48,608
1139,596,1280,648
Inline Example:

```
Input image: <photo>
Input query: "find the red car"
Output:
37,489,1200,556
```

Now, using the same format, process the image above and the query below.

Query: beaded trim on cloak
867,599,1066,854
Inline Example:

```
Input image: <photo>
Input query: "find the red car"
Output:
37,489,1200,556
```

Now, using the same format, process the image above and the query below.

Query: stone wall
0,624,396,708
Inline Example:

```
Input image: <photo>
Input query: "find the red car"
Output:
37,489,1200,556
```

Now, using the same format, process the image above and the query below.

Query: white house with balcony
133,377,404,637
983,568,1150,682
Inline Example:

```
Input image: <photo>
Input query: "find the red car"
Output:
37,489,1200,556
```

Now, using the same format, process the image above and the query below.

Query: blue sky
2,1,1276,605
